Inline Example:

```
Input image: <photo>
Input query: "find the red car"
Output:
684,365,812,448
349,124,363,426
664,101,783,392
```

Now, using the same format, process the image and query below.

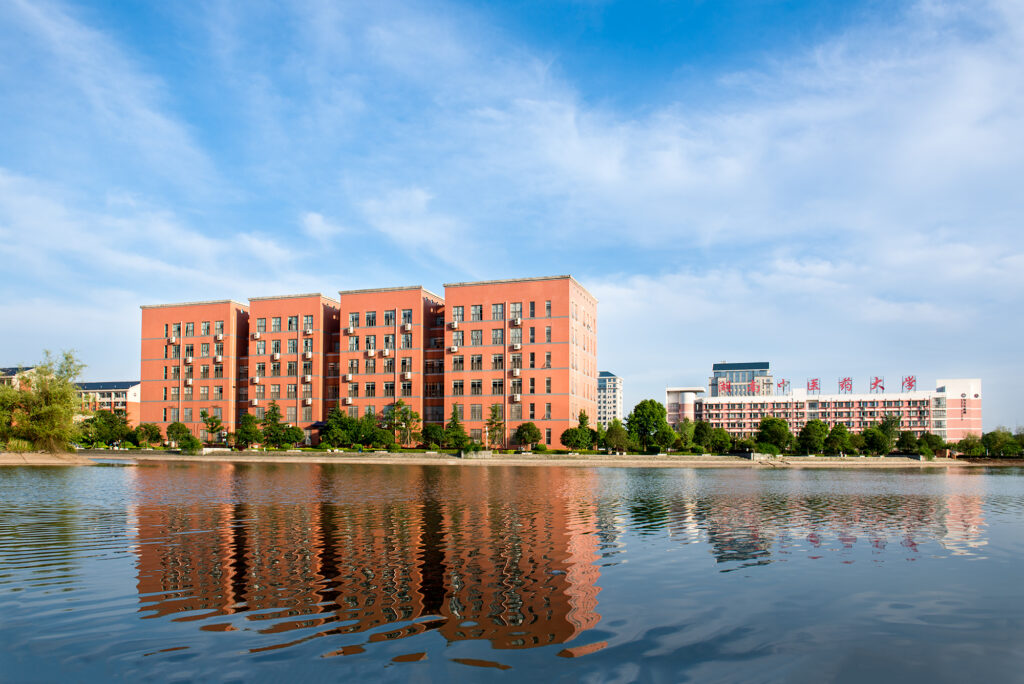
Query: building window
366,311,377,327
348,359,359,374
545,326,551,343
383,310,395,326
213,365,223,379
452,331,464,346
364,358,375,374
492,354,504,370
303,338,313,353
492,328,504,345
213,386,223,400
303,315,313,330
287,384,297,399
511,379,522,394
471,305,483,321
349,383,358,397
349,312,359,327
183,407,192,421
271,384,281,399
470,330,482,346
545,403,551,419
365,383,376,397
271,317,281,332
365,335,376,350
215,320,224,335
492,303,504,320
452,306,464,322
510,404,522,420
545,301,551,317
471,404,483,421
452,380,464,396
471,355,483,371
302,407,312,422
452,355,464,371
401,333,412,349
453,403,464,419
201,321,210,336
384,334,395,350
383,359,394,373
401,382,412,397
256,340,266,355
545,428,551,444
384,382,395,397
492,379,504,395
288,338,298,354
401,309,413,324
471,380,482,395
546,377,551,393
287,406,297,422
529,403,535,419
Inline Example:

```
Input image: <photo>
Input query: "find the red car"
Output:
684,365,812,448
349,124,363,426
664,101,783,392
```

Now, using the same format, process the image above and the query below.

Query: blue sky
1,0,1022,429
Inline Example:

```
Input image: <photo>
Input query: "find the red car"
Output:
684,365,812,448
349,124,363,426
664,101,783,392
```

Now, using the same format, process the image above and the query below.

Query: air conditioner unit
185,378,193,385
303,351,312,359
512,343,522,351
304,328,313,335
185,356,193,364
366,349,376,357
511,317,522,326
303,374,312,383
344,326,354,334
402,323,413,332
402,372,412,380
303,398,312,405
251,376,261,384
214,355,222,363
272,352,280,360
252,332,261,339
381,349,391,357
448,346,459,353
250,398,259,406
512,394,522,403
511,368,521,377
343,373,352,381
215,333,224,341
449,321,459,329
167,336,177,344
344,397,353,405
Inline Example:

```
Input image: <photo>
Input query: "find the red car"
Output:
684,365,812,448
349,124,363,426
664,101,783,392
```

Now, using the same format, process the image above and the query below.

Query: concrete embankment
0,452,95,466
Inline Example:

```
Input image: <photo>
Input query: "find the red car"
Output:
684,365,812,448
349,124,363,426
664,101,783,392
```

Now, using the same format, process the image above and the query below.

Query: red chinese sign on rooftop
807,378,820,393
838,377,853,393
902,375,916,391
870,376,885,392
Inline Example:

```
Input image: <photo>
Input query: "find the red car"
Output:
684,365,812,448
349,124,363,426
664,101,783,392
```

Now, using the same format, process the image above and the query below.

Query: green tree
166,421,191,446
896,431,919,453
849,432,866,454
2,351,86,453
675,418,695,450
709,427,732,454
513,421,542,449
485,404,505,448
604,418,629,453
560,427,582,450
235,414,261,450
201,409,224,445
422,423,445,448
135,423,162,446
178,433,202,454
382,400,422,446
957,433,984,457
654,422,676,451
445,406,470,450
259,401,289,448
756,416,792,452
693,421,712,451
982,428,1021,457
862,427,889,455
823,423,852,455
797,419,829,454
82,409,132,446
322,407,359,447
595,422,607,449
626,399,671,451
918,432,946,453
876,415,901,454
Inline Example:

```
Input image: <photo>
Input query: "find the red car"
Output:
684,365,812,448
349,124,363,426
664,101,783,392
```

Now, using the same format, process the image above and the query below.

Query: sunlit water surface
2,463,1023,682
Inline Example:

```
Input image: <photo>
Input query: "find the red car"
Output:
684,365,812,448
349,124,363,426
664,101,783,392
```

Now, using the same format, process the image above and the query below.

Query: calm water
1,464,1023,682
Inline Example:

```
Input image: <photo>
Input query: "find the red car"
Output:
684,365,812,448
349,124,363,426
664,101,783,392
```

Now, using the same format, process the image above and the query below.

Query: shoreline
4,451,1020,469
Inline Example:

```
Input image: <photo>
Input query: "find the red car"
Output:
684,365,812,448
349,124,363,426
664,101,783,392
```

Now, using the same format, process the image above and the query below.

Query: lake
1,463,1023,682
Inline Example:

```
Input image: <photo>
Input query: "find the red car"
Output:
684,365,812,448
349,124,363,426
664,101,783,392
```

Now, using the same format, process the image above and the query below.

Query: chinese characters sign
838,377,852,393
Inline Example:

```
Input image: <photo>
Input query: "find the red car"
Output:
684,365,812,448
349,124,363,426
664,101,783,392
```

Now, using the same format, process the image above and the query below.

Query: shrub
534,443,548,452
756,442,781,456
179,434,202,455
5,438,33,453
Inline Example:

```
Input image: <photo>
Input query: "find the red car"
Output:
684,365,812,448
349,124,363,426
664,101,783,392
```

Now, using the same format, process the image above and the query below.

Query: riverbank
0,452,95,466
98,450,996,469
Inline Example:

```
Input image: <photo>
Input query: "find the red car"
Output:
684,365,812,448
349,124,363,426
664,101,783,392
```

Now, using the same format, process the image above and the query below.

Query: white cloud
301,212,346,242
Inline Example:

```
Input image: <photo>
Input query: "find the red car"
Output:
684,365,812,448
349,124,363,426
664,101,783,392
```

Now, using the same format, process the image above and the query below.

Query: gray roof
712,362,770,372
1,366,34,376
76,381,139,391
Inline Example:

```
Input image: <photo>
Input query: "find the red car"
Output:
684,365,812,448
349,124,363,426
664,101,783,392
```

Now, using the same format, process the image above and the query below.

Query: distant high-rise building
597,371,623,427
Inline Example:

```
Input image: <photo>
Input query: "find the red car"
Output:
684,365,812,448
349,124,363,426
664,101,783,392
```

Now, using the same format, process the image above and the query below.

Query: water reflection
129,465,988,657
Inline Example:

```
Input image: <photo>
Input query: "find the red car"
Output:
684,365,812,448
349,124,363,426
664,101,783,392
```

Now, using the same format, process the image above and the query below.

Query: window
365,405,376,417
256,362,266,377
200,365,210,379
271,384,281,399
529,403,535,419
471,404,483,421
530,353,536,369
328,385,338,399
452,380,464,396
492,379,504,395
452,306,464,322
544,403,551,419
452,331,464,346
492,354,504,370
453,403,464,419
215,320,224,335
302,407,312,422
471,355,483,371
510,404,522,420
288,338,298,354
471,330,483,346
349,336,359,351
545,326,551,343
546,377,551,393
529,302,535,318
256,318,267,333
401,309,413,324
492,328,504,345
529,327,536,343
401,382,412,397
302,361,312,375
401,333,412,349
365,383,376,397
349,383,359,397
545,428,551,444
452,355,464,371
471,380,482,395
383,334,395,350
286,361,297,376
401,357,412,372
492,303,504,320
271,362,281,376
383,310,395,326
256,340,266,355
185,322,194,337
201,321,210,336
545,352,552,368
183,407,193,421
529,378,535,394
383,359,394,373
214,364,223,378
511,327,522,344
302,383,312,398
272,317,281,332
349,312,359,327
545,301,551,317
287,406,297,423
511,354,522,369
213,386,223,400
285,384,296,399
511,302,522,318
366,311,377,327
384,382,395,397
303,315,313,330
365,335,376,350
347,359,358,374
303,337,313,352
471,305,483,321
271,339,281,355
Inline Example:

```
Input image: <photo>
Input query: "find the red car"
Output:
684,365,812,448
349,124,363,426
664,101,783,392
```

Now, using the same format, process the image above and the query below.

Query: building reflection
132,464,602,652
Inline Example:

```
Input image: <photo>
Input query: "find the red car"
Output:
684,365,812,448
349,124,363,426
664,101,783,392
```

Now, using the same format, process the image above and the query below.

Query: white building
597,371,623,427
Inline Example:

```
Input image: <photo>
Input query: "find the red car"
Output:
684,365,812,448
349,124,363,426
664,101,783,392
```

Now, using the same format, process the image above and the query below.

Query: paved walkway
0,452,94,466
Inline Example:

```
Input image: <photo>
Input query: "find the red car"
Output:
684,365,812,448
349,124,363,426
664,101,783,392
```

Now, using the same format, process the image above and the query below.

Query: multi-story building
0,366,35,387
689,375,982,442
597,371,623,427
665,386,706,425
709,361,773,397
246,294,340,443
442,276,598,447
140,300,249,441
335,286,445,426
76,381,141,426
139,274,598,446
